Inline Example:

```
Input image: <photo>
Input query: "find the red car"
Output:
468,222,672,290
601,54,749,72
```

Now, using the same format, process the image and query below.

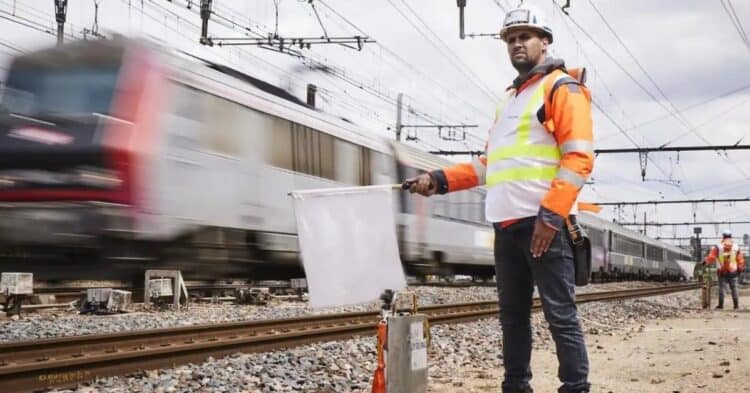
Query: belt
493,216,535,230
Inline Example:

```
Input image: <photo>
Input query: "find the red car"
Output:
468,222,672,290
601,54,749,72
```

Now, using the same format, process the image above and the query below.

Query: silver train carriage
0,38,691,282
578,213,692,281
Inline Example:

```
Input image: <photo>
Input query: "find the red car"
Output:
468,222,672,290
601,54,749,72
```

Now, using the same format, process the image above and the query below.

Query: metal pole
200,0,213,46
54,0,67,46
395,93,403,141
457,0,467,40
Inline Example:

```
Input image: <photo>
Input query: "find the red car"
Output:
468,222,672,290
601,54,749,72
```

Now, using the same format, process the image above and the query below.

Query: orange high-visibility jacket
705,239,745,275
430,61,594,229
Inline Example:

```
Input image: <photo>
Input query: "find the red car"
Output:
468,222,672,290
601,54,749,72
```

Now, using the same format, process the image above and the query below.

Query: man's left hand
531,218,557,259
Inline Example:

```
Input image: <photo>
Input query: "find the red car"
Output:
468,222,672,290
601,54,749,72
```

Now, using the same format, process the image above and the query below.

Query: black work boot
716,304,724,309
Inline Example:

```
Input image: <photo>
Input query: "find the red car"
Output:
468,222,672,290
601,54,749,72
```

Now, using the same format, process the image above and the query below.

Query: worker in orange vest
406,5,593,393
704,229,745,310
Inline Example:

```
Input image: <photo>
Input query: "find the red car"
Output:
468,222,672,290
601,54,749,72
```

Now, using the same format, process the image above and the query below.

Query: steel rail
0,283,700,392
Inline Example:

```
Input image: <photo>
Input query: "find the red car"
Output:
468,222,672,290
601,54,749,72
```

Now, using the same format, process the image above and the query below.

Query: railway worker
703,229,745,310
406,5,593,393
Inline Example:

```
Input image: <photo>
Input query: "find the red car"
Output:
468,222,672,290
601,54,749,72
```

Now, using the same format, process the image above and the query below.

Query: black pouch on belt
566,215,591,286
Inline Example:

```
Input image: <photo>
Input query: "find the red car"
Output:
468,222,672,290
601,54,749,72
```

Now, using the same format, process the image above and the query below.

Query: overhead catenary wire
547,1,740,223
314,0,493,120
561,5,698,137
566,0,750,201
559,5,750,214
720,0,750,50
142,1,446,150
490,0,507,13
391,0,500,102
622,83,750,132
200,1,488,148
157,3,387,108
550,3,638,132
157,0,476,151
304,2,488,140
585,0,698,137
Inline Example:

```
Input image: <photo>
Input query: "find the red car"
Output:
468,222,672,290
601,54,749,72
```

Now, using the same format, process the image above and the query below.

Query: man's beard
511,58,534,74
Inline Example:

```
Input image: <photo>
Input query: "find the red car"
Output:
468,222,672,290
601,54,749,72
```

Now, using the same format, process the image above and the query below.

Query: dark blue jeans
718,273,739,308
494,217,590,393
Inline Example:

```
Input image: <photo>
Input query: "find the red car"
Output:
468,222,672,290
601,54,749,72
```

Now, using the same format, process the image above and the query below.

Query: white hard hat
723,229,732,238
500,6,554,43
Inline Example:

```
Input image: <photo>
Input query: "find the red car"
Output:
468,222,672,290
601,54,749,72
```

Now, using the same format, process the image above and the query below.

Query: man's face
504,28,549,73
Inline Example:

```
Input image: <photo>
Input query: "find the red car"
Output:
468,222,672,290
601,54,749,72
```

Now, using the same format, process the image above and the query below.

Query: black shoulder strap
550,75,581,100
537,73,583,124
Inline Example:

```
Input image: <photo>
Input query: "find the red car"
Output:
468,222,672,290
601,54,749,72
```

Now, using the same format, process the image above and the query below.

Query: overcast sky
1,0,749,247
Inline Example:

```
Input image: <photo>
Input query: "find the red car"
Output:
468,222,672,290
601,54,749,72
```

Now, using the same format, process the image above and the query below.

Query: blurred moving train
0,38,692,282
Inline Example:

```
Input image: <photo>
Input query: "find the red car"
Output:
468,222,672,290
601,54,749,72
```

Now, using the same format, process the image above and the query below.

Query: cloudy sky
1,0,749,247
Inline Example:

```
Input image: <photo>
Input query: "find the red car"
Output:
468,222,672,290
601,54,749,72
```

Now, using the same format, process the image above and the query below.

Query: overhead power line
209,35,375,50
563,4,695,139
586,0,696,137
595,144,750,154
657,236,730,241
720,0,750,50
595,197,750,207
314,0,492,121
198,0,374,51
575,1,750,203
623,83,750,132
387,0,500,102
550,5,681,185
428,150,483,156
619,220,750,227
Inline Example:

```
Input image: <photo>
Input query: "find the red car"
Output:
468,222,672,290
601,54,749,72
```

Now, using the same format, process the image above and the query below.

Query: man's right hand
405,173,437,196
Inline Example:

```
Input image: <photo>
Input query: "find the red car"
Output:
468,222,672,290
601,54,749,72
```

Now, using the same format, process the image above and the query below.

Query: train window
319,132,335,179
205,97,242,156
292,124,310,175
172,84,204,121
586,227,605,248
369,150,393,185
361,148,371,185
612,233,643,256
646,245,664,261
166,84,205,150
334,139,361,185
269,117,293,170
291,123,334,179
667,250,683,261
4,66,120,116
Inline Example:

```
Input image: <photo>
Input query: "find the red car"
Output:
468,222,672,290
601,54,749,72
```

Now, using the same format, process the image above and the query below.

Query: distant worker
406,5,593,393
704,229,745,310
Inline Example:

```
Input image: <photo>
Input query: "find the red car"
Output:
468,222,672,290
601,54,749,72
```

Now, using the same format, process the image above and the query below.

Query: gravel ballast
34,284,702,393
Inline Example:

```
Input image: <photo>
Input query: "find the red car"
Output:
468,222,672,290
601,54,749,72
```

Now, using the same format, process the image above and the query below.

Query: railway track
0,283,700,392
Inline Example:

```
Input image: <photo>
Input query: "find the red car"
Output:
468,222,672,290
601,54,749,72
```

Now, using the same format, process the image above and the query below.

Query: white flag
290,185,406,308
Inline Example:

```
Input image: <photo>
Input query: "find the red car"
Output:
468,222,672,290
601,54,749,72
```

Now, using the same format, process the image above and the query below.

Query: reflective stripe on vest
484,72,573,223
487,78,561,186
